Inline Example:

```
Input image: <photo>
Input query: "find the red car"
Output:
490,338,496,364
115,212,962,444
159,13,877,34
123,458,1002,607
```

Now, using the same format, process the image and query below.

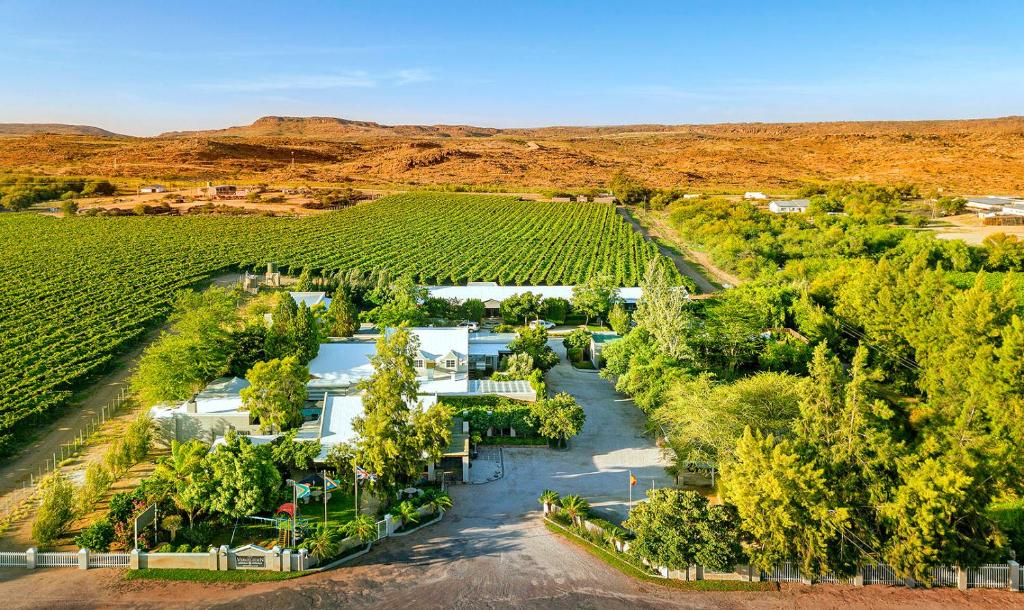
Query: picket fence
542,503,1023,592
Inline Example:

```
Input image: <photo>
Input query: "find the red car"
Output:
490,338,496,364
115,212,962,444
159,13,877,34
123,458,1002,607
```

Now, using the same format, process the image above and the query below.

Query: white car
530,319,556,330
457,321,479,332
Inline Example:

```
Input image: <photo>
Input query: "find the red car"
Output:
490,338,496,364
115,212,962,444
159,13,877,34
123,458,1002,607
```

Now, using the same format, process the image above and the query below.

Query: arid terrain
2,115,1023,193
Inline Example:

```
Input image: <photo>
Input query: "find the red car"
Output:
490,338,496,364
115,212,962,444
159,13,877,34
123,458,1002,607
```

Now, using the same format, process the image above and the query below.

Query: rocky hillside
0,123,124,137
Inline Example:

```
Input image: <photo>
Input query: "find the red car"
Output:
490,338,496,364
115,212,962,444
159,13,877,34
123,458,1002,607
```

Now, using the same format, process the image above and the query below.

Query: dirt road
617,206,721,293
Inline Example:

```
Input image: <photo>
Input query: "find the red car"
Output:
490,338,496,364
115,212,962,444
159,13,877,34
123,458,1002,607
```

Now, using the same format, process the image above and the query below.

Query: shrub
162,514,183,542
154,543,174,553
104,438,133,477
176,543,192,553
74,519,114,551
183,522,214,546
32,473,77,546
563,328,592,352
124,414,153,463
76,462,114,509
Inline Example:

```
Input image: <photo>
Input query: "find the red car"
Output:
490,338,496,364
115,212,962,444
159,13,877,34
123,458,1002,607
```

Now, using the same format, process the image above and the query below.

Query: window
414,359,424,368
445,359,456,369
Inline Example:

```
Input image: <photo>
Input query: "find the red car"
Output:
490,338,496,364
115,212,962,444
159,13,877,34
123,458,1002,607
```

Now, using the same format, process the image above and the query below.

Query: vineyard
0,193,667,454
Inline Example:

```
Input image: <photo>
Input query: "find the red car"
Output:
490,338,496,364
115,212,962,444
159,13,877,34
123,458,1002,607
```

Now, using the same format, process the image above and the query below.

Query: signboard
235,555,266,569
134,504,157,550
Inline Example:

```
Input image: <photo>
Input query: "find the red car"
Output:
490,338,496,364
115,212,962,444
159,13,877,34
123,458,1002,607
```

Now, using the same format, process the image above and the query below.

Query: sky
1,1,1022,136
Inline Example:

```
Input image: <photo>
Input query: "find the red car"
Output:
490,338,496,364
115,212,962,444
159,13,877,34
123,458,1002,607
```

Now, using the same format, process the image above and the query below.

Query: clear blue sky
1,1,1022,135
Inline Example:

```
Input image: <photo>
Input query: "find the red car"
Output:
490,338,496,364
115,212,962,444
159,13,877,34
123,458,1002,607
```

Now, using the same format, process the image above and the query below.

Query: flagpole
354,465,360,517
291,482,297,548
628,470,632,512
323,470,328,526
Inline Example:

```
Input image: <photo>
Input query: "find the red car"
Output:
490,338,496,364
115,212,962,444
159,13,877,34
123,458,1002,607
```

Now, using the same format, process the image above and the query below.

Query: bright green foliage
75,519,114,551
76,462,114,510
395,500,421,527
460,298,486,323
538,489,560,507
508,325,559,370
162,514,183,542
152,439,209,527
124,413,153,463
325,289,359,337
541,297,569,324
528,392,585,448
0,194,666,453
264,294,298,359
572,274,620,325
363,275,427,328
199,431,282,519
655,371,802,468
270,430,322,472
354,327,453,495
608,303,630,335
633,259,696,363
600,328,689,414
559,494,590,526
502,352,535,378
343,514,378,543
32,472,77,546
623,488,741,572
301,524,341,560
291,303,321,364
500,292,542,324
562,328,592,352
241,356,308,433
131,288,239,407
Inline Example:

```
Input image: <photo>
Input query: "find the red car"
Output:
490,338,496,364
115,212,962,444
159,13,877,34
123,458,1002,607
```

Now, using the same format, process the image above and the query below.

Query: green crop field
0,193,666,453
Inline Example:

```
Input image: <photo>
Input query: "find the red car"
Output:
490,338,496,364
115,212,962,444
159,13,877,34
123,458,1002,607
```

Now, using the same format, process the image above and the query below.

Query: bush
183,522,214,546
77,462,114,509
563,328,592,352
154,543,174,553
74,519,114,551
124,414,153,463
176,543,192,553
32,473,76,546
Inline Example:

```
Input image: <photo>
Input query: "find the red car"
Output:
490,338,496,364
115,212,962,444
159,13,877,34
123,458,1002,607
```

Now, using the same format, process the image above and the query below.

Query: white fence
968,564,1009,589
89,552,131,568
36,552,78,568
0,551,27,567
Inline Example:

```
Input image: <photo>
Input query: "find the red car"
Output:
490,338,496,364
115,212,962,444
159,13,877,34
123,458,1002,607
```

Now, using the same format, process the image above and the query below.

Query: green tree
500,292,542,325
325,289,359,337
633,259,695,362
508,325,559,370
343,514,378,543
153,439,209,528
302,523,340,560
528,393,585,448
623,488,742,572
608,303,630,335
264,293,298,359
291,302,321,363
354,328,452,496
608,170,652,205
200,431,282,519
559,494,590,526
227,323,268,377
541,297,570,324
271,430,322,472
294,267,314,291
61,199,78,216
241,356,308,433
363,275,426,328
76,462,114,509
460,298,486,323
572,274,619,326
32,473,76,546
162,515,183,542
131,288,239,406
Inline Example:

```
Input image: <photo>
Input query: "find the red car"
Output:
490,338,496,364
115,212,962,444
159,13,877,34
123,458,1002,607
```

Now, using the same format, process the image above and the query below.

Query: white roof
392,327,469,361
289,292,332,309
312,393,438,460
769,199,810,208
425,284,643,304
307,342,377,389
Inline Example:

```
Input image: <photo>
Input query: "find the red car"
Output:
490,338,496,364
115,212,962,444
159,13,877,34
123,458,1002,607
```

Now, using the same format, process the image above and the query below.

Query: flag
355,466,370,481
324,474,340,491
629,473,637,487
295,482,312,500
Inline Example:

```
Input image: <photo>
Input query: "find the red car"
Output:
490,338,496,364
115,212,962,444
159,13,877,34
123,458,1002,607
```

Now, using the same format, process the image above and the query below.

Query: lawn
301,488,358,529
125,568,311,583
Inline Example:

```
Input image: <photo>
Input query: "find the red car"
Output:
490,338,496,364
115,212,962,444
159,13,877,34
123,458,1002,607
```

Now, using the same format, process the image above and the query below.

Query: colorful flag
355,466,370,481
324,474,340,491
295,482,312,499
629,473,637,487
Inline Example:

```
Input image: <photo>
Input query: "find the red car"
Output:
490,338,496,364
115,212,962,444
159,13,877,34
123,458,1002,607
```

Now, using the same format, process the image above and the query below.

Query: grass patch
479,435,548,446
571,359,596,370
125,568,311,583
544,520,778,592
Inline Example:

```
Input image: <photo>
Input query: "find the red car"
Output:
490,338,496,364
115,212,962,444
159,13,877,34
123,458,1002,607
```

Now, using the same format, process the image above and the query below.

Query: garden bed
125,568,310,583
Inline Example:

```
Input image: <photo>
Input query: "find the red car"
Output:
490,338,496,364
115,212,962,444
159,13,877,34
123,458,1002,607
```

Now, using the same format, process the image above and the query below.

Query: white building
1003,202,1024,217
138,184,167,194
768,199,810,214
289,291,332,310
425,282,645,317
744,191,767,200
965,196,1013,212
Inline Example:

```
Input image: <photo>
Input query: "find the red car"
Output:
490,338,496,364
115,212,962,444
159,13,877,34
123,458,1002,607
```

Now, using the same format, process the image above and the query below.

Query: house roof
289,291,332,309
468,332,515,357
769,199,810,208
310,393,438,460
425,284,644,304
392,327,470,361
149,376,251,418
968,196,1023,207
307,342,377,389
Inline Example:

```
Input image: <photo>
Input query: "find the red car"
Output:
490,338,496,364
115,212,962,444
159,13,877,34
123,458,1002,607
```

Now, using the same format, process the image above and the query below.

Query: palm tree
538,489,560,514
302,524,340,561
427,492,453,514
343,514,378,544
603,525,627,552
395,500,420,529
559,494,590,527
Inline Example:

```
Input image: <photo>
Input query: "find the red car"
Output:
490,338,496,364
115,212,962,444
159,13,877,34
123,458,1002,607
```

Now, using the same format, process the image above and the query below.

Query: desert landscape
2,115,1023,194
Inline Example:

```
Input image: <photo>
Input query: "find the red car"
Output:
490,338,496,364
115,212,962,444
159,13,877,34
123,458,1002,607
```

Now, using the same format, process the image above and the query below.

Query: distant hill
3,115,1024,194
0,123,123,137
160,116,501,139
